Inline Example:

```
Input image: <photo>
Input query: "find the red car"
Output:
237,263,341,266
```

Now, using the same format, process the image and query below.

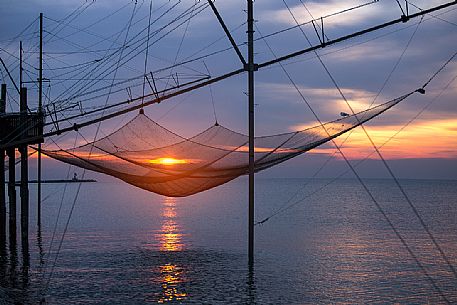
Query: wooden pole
0,84,6,249
247,0,255,265
20,87,29,253
0,148,4,251
7,148,16,248
37,13,43,227
19,41,29,254
19,41,22,90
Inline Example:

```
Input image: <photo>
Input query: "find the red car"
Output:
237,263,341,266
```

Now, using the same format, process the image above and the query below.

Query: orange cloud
297,118,457,160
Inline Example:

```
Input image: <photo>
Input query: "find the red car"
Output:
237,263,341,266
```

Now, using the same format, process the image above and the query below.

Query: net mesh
42,95,409,197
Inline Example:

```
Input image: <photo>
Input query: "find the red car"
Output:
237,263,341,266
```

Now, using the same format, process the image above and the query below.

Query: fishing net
42,94,409,197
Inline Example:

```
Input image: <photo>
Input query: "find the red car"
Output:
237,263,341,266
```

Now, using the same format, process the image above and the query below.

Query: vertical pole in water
20,87,29,253
7,148,16,248
0,84,6,248
19,41,29,253
247,0,255,265
37,13,43,227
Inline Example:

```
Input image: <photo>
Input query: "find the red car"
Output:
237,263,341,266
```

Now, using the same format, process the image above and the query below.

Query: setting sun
148,157,187,165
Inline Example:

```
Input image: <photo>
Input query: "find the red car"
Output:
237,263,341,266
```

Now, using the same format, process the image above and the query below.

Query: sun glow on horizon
148,157,187,165
296,118,457,159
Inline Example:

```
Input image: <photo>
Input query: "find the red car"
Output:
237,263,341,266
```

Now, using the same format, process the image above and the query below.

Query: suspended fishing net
41,94,410,197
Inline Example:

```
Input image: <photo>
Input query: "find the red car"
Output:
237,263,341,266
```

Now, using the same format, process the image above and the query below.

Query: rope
163,0,197,92
42,2,457,127
42,2,140,296
203,61,218,124
50,1,207,119
261,13,425,224
369,15,424,106
259,6,457,72
156,90,198,122
255,0,380,42
257,71,457,224
283,0,457,284
43,1,95,44
257,13,425,224
43,2,131,45
12,0,96,79
408,1,457,27
142,0,154,110
257,11,450,301
47,0,151,105
53,1,205,110
55,1,184,104
38,134,78,284
40,6,237,116
422,50,457,89
298,0,330,42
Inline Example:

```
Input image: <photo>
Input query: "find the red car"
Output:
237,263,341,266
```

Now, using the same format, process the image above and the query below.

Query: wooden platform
0,113,44,148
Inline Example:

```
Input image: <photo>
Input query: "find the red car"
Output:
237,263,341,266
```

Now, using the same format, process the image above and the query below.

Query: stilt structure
0,60,44,256
0,18,45,256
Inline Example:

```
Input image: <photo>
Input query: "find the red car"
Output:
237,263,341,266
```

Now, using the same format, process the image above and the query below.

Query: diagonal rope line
203,61,218,124
42,2,139,296
38,134,78,283
48,0,154,105
258,9,425,225
55,1,205,108
44,2,132,45
256,17,450,302
283,0,457,282
257,70,457,224
40,0,443,122
259,7,457,73
163,0,198,92
368,14,424,106
408,0,457,27
422,50,457,89
142,0,154,108
12,0,96,80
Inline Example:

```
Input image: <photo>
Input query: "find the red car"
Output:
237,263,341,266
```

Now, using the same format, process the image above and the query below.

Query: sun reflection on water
157,263,187,303
156,197,188,303
158,197,184,252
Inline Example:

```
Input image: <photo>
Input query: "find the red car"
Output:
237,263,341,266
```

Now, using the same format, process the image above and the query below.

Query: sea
0,178,456,304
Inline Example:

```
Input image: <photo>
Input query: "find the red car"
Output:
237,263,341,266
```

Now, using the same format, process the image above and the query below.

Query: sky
1,0,457,180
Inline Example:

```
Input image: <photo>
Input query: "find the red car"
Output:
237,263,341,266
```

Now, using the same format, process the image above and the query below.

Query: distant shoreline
5,179,96,185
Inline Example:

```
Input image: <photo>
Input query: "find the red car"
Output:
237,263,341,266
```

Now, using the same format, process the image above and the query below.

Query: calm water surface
0,178,456,304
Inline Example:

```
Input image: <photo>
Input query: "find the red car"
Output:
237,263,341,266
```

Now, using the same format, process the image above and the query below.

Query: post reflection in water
155,196,187,303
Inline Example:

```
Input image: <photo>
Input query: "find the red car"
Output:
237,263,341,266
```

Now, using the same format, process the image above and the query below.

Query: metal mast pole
247,0,255,265
38,13,43,226
20,41,22,89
